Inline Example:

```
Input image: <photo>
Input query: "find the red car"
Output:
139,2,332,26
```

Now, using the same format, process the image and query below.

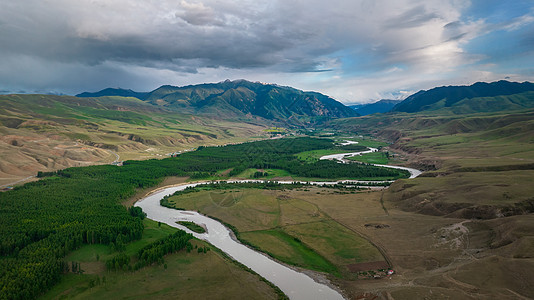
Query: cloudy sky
1,0,533,103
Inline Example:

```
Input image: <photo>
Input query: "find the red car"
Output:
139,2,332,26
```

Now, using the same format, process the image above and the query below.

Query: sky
0,0,533,103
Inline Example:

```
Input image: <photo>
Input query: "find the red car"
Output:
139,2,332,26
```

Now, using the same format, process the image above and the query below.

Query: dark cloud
0,0,532,100
1,1,322,70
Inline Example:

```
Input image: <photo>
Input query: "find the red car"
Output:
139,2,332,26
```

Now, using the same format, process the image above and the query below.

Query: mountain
393,80,534,113
350,99,402,115
77,80,358,125
77,88,149,99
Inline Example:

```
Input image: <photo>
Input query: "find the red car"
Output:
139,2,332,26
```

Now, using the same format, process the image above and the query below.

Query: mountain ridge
77,80,359,125
77,88,149,99
349,99,402,115
392,80,534,113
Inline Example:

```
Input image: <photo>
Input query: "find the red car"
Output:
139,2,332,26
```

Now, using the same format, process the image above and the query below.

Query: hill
327,107,534,218
0,94,267,186
77,88,149,99
350,99,401,115
78,80,358,125
392,80,534,113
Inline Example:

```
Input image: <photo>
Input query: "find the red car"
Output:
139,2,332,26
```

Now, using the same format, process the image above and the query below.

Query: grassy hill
327,107,534,217
0,94,268,186
392,80,534,114
323,107,534,298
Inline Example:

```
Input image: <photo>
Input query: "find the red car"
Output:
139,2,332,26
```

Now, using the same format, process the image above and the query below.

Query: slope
78,80,358,125
350,99,402,115
392,80,534,113
0,94,267,186
327,108,534,217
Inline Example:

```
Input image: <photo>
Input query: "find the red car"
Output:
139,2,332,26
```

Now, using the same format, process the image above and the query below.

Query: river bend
135,154,422,299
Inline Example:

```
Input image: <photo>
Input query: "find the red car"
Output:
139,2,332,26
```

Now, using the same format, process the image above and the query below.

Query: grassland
160,177,534,299
0,94,269,186
295,149,351,162
41,219,280,300
258,180,534,299
347,151,389,164
234,168,293,180
329,109,534,216
321,108,534,298
164,187,385,279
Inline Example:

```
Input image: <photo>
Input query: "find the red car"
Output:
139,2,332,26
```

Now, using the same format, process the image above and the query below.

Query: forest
0,137,405,299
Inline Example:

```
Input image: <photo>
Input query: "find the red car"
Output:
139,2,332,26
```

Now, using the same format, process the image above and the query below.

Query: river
319,142,422,179
135,182,346,300
135,148,422,300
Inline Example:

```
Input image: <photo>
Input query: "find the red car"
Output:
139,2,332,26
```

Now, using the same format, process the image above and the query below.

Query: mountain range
77,80,358,125
77,80,534,120
392,80,534,114
349,99,402,115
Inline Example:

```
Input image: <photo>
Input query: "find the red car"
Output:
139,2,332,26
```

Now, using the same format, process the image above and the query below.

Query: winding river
135,144,422,300
319,142,422,179
135,182,345,300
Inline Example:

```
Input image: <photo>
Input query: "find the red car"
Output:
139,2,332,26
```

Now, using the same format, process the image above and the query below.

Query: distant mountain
77,80,358,125
393,80,534,113
350,99,402,115
77,88,149,99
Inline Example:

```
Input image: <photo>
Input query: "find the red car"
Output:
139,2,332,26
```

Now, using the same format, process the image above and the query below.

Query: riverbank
135,182,348,300
134,159,423,300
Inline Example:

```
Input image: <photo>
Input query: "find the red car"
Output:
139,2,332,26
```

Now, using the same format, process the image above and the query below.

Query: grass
43,240,279,300
295,149,351,162
65,219,178,264
347,151,389,164
0,94,271,186
234,168,293,179
284,220,384,265
165,187,386,278
177,221,206,233
320,109,534,296
386,170,534,209
43,220,280,300
240,229,339,275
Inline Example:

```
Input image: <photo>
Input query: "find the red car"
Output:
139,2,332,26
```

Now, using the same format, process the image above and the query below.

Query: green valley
1,79,534,299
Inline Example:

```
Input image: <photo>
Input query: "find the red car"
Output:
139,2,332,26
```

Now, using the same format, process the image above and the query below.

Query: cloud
0,0,533,101
177,1,225,26
501,13,534,31
0,1,475,71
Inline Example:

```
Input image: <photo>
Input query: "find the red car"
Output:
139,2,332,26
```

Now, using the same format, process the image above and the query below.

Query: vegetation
177,221,206,233
347,151,390,164
392,80,534,113
163,181,381,203
351,99,402,115
132,230,193,270
321,101,534,296
43,237,281,300
82,79,358,124
0,136,403,299
156,137,409,180
241,229,338,275
0,93,268,187
163,187,385,277
0,164,164,300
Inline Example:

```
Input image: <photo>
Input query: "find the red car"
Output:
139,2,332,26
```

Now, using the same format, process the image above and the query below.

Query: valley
1,80,534,300
3,0,534,298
